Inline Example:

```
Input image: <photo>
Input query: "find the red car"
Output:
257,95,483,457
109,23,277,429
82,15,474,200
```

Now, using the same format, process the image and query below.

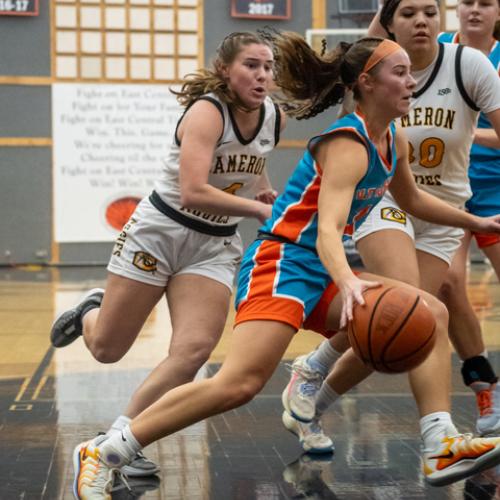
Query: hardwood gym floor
0,264,499,499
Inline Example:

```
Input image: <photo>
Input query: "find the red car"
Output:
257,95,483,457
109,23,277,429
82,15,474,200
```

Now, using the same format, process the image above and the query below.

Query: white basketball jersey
155,93,280,226
399,43,499,207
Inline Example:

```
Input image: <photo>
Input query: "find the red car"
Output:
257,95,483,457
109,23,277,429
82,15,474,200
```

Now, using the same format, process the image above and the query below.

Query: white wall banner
52,83,182,242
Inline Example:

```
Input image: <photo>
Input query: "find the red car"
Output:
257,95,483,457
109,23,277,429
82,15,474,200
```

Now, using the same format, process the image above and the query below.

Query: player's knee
425,294,449,330
438,272,461,304
216,373,265,409
438,279,451,303
170,341,213,373
89,339,126,363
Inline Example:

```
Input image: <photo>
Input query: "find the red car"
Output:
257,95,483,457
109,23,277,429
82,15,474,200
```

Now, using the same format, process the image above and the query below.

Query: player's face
458,0,500,38
388,0,440,54
371,50,416,117
221,43,274,110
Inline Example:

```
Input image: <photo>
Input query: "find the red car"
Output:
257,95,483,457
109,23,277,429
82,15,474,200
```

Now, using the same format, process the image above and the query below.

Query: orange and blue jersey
234,112,397,334
259,111,396,250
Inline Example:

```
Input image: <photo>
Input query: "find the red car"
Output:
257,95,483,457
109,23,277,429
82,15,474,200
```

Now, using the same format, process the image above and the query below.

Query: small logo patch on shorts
381,207,407,225
133,251,158,273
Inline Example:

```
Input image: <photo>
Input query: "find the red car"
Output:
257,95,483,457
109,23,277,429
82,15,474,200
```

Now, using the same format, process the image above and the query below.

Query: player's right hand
338,277,381,329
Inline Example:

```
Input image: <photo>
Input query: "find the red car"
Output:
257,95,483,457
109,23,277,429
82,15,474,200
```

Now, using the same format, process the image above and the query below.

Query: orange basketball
347,285,436,373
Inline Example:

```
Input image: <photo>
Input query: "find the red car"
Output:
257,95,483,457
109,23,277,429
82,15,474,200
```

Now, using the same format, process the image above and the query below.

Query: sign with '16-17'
231,0,291,20
0,0,38,16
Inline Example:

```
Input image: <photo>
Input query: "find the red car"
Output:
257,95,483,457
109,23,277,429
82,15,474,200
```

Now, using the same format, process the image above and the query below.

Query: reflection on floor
0,264,499,499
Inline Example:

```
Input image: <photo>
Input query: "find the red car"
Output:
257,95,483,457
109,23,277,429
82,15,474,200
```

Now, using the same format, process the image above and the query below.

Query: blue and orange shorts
467,172,500,249
234,239,340,338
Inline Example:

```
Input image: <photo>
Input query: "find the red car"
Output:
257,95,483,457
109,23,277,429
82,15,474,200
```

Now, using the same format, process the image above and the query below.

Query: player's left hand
255,189,278,205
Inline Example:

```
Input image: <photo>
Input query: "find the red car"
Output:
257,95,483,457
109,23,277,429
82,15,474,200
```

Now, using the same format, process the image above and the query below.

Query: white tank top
154,93,280,227
399,43,500,207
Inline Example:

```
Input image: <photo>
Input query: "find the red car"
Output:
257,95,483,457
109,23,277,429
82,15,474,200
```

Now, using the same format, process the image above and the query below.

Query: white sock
315,382,339,418
306,341,342,377
107,415,131,436
420,412,458,451
100,425,142,466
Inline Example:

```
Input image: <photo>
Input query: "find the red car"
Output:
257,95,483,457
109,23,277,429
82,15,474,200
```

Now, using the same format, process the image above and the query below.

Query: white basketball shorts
353,192,464,265
107,196,243,290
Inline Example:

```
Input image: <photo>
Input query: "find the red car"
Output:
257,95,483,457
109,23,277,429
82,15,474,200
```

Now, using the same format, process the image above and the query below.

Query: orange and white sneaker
422,434,500,487
73,438,125,499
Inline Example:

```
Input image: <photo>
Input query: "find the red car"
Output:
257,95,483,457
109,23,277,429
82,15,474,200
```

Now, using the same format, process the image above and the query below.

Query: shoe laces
80,458,115,493
450,433,500,456
110,469,131,493
476,389,493,416
80,444,131,495
443,433,483,453
308,419,324,435
454,433,472,441
299,380,322,397
287,358,322,380
425,433,472,457
446,432,474,442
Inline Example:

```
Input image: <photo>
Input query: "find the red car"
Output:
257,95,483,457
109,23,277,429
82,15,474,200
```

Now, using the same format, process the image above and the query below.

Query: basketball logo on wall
105,196,141,231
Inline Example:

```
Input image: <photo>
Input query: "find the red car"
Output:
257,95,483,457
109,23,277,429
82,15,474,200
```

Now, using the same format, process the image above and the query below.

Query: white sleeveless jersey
154,93,280,227
399,43,500,207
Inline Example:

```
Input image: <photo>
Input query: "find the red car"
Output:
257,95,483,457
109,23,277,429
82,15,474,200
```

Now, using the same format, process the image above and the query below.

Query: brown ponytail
263,31,388,119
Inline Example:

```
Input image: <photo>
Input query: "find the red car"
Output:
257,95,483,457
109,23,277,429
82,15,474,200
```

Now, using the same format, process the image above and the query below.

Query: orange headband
363,39,402,73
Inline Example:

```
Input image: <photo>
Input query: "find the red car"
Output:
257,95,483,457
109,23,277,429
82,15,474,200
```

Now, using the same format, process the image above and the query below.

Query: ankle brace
462,356,498,386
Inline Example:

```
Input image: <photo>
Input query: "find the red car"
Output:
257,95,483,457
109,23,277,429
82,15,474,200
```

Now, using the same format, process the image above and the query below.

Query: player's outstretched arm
315,134,381,327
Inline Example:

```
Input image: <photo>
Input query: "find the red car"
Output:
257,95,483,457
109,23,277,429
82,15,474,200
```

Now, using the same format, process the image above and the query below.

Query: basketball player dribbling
282,0,500,485
438,0,500,438
50,31,284,479
70,33,500,498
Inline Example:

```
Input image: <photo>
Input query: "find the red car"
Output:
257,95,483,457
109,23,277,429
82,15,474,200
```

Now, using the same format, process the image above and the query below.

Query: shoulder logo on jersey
133,251,158,272
260,139,271,146
437,88,451,96
381,207,407,225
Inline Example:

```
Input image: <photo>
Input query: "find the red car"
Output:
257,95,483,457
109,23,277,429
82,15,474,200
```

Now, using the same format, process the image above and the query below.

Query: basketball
347,285,436,373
